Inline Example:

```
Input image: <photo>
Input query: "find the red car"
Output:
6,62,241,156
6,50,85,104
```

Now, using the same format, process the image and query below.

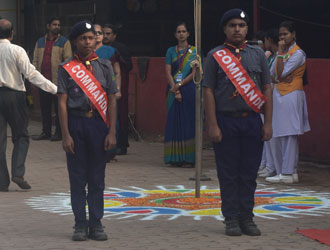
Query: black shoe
72,226,88,241
239,218,261,236
116,148,127,155
50,133,62,141
224,218,242,236
31,132,50,141
0,187,8,192
181,163,194,168
106,153,116,163
11,177,31,189
89,226,108,241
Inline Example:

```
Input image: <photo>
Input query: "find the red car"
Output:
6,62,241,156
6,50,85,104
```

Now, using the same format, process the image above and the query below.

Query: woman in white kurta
266,21,310,184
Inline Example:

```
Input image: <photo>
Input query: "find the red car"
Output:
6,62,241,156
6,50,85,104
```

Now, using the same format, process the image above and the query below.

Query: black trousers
39,89,60,136
117,68,129,150
117,101,129,150
0,88,29,189
66,114,108,227
213,112,263,220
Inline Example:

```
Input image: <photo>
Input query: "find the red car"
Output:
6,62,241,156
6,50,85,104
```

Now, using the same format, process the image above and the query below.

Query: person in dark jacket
103,24,132,155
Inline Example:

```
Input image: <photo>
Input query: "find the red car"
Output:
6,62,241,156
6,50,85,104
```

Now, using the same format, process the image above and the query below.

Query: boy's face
223,18,248,45
74,31,96,57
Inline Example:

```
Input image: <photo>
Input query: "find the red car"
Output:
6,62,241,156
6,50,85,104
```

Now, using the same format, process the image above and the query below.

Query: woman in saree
164,22,196,167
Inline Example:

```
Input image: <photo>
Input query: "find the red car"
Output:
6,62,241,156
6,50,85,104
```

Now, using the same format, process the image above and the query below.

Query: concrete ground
0,119,330,250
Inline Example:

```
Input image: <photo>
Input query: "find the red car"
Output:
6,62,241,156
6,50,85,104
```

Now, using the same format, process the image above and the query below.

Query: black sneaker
50,133,62,141
11,177,31,189
116,147,127,155
72,226,88,241
89,226,108,241
106,153,116,163
31,132,51,141
224,218,242,236
239,218,261,236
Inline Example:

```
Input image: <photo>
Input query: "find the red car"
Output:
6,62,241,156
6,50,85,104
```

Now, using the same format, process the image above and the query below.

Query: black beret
220,8,249,27
69,20,95,40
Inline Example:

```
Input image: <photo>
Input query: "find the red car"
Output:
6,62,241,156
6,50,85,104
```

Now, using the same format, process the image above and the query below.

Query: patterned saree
164,46,196,165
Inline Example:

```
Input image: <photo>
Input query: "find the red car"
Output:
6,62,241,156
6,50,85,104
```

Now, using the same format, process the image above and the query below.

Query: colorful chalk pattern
25,185,330,220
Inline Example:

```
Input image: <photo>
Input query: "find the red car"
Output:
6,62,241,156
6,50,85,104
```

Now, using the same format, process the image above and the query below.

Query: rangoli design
25,185,330,221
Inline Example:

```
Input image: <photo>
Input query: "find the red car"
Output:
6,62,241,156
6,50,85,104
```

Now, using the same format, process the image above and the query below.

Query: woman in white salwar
265,21,310,184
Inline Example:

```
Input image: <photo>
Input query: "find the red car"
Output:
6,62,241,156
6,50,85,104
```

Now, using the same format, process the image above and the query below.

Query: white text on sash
63,60,109,126
213,48,266,113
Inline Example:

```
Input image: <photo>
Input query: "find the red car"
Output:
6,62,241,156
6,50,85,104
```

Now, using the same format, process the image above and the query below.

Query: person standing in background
259,28,279,178
164,22,196,168
251,30,266,52
32,17,72,141
103,24,132,155
0,19,57,192
94,24,121,98
94,23,121,161
265,21,310,184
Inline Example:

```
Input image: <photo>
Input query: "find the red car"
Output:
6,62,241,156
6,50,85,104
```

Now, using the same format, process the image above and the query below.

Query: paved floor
1,120,330,250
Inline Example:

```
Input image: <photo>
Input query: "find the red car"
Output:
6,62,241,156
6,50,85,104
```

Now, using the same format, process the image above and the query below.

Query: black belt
69,109,101,119
218,111,255,118
0,87,18,91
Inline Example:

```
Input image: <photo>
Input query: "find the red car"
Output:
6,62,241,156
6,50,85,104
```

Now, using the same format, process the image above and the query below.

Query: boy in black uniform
57,21,117,241
203,9,273,236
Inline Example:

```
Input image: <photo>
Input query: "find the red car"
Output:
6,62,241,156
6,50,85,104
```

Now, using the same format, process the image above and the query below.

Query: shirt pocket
216,68,230,85
246,64,262,84
67,78,84,98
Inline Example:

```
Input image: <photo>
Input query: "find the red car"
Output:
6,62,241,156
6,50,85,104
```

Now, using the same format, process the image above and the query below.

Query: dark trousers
117,103,129,149
117,68,129,149
213,112,263,219
0,89,29,189
39,89,60,136
66,114,108,227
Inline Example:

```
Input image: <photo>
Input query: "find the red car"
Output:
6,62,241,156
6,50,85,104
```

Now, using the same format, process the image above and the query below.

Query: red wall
129,57,167,135
299,59,330,162
129,57,330,161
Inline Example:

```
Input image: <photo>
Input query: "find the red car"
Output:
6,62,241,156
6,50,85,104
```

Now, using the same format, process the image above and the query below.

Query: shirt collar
0,39,11,44
46,34,59,41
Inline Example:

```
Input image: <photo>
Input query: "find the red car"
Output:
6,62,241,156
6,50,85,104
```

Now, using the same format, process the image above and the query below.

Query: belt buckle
85,111,93,118
241,112,249,118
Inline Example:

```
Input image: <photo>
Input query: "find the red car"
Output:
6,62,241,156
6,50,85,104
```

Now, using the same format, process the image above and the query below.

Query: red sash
63,59,109,126
213,48,266,113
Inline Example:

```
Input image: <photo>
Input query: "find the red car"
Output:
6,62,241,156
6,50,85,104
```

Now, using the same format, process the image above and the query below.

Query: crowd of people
0,6,310,240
